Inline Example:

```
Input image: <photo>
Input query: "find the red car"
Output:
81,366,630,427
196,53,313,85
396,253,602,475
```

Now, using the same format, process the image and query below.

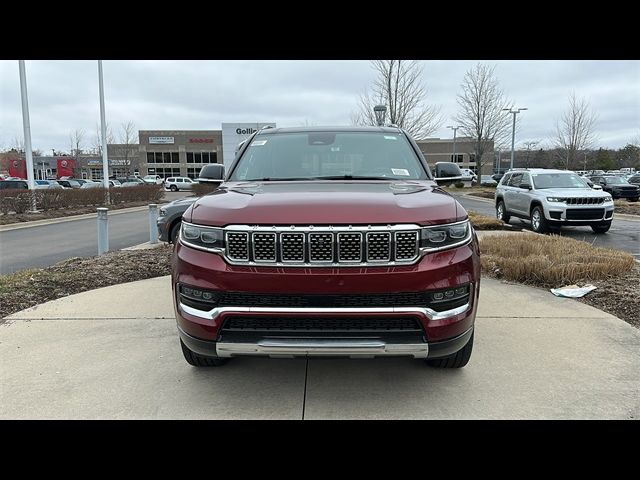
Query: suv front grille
565,197,605,205
223,226,421,266
222,316,423,332
566,208,605,220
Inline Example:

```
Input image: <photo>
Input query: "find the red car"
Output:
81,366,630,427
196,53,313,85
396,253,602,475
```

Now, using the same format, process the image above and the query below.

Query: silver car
164,176,197,192
495,168,614,233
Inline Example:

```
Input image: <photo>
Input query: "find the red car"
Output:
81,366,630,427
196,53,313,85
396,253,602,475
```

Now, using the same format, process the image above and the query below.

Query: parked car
35,180,64,190
55,179,82,189
491,172,505,183
480,175,498,186
588,175,639,201
460,168,477,182
627,175,640,185
165,176,197,191
495,169,615,233
431,162,463,186
173,126,479,368
0,179,29,190
157,165,226,244
143,174,164,185
80,181,102,189
115,177,145,185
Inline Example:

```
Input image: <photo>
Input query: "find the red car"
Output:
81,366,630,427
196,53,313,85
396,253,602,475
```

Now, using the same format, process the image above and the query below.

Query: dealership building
4,125,494,180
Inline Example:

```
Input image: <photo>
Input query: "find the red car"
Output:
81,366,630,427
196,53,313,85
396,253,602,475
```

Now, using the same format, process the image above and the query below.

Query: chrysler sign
149,136,175,144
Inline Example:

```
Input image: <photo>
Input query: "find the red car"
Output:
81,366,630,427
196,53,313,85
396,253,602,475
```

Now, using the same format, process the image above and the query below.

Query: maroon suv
172,127,480,368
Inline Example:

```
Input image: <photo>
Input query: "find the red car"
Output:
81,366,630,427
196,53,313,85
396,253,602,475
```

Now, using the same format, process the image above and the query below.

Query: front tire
427,332,474,368
170,221,181,244
170,185,178,192
496,200,510,222
180,339,229,367
530,205,549,233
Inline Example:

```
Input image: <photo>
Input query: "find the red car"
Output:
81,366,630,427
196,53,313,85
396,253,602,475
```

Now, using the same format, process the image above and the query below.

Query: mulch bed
0,245,173,320
0,201,163,225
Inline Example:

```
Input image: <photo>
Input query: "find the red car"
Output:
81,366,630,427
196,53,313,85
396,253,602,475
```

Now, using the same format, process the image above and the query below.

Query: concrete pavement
2,276,639,419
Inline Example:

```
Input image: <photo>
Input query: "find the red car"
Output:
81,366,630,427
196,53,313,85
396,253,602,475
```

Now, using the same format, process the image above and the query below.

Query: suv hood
539,188,610,197
186,181,463,226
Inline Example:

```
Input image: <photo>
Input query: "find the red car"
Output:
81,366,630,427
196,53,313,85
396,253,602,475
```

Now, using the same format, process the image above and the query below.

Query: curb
122,241,166,251
0,204,159,232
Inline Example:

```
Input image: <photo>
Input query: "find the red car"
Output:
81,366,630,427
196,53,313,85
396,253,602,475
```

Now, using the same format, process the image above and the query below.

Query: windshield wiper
244,177,312,181
308,175,393,181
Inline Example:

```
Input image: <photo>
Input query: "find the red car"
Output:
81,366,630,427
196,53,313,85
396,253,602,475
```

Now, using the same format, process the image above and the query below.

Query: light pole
446,126,460,164
374,105,387,126
98,60,110,201
502,107,527,170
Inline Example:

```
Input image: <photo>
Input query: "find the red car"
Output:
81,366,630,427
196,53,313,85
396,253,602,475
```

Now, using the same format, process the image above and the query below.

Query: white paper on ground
550,284,597,298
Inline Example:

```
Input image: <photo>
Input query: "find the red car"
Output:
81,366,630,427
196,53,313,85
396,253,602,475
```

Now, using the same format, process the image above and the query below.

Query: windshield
605,177,626,184
228,131,429,181
532,173,589,189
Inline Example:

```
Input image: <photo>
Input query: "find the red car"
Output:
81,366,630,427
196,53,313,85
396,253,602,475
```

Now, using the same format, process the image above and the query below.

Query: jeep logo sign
236,128,257,135
222,122,276,166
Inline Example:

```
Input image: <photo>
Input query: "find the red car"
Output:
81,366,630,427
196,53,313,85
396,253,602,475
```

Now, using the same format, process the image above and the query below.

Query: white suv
495,169,614,233
165,177,197,192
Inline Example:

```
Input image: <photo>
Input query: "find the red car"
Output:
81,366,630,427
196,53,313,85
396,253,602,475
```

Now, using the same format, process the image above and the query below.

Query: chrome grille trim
221,224,422,267
226,232,249,260
280,232,305,263
366,232,391,262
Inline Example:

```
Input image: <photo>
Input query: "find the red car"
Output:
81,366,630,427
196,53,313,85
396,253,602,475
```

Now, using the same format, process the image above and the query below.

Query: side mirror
198,164,225,184
520,183,531,190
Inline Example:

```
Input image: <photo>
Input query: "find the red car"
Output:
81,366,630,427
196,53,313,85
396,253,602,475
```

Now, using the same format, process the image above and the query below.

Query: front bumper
172,238,480,357
178,324,474,359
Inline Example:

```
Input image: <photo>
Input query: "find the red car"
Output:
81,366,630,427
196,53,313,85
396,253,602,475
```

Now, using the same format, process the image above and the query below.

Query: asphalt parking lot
2,276,638,419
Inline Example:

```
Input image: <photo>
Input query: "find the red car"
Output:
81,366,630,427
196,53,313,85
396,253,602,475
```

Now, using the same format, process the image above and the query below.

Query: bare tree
352,60,443,139
522,140,539,168
68,128,86,177
93,122,115,155
454,63,512,173
554,92,598,170
118,121,138,176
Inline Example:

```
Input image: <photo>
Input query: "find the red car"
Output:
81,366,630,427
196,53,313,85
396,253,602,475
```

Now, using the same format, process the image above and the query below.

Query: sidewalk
2,276,639,419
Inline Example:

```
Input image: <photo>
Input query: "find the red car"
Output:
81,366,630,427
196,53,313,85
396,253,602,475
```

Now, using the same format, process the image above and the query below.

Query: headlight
180,222,225,251
546,197,564,203
158,207,167,217
603,195,613,202
419,220,472,252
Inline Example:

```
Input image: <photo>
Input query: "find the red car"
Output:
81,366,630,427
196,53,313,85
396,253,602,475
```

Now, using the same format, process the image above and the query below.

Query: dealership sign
221,122,275,165
149,136,175,144
189,138,214,143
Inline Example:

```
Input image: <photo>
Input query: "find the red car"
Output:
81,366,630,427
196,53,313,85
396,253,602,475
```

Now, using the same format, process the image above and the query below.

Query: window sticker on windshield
392,168,410,176
384,135,398,140
331,147,341,152
251,140,267,146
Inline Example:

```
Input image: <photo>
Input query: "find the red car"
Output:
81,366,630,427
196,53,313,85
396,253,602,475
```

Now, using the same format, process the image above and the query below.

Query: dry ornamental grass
479,233,635,287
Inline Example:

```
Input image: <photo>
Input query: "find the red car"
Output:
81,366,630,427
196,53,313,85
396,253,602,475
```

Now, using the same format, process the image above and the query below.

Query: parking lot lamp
503,107,527,170
18,60,36,212
98,60,110,202
374,105,387,126
447,126,460,163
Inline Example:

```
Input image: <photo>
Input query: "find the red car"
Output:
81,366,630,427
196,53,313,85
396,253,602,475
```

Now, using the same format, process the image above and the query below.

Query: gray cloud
1,60,638,152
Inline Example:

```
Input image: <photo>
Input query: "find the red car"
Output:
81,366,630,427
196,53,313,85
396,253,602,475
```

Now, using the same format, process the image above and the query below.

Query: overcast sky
1,60,638,153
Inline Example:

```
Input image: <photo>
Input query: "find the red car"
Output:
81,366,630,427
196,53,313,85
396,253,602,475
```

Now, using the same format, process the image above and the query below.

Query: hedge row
0,185,165,214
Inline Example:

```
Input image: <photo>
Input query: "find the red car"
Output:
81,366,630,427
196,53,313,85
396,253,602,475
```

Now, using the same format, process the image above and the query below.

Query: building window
451,154,464,163
187,167,201,179
147,152,179,164
186,152,193,163
90,168,103,179
186,151,217,163
155,167,181,178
